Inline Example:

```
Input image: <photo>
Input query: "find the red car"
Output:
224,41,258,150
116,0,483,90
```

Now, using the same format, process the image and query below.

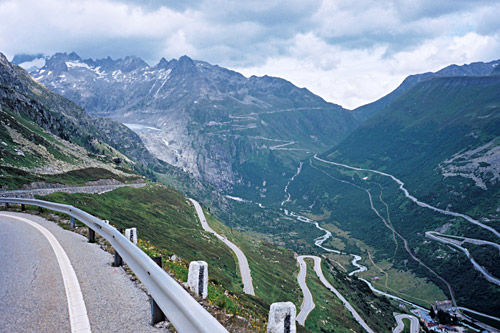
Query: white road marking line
1,213,91,333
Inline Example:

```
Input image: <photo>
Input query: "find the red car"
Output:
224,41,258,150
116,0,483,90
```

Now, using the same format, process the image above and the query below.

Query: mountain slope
30,52,360,196
0,51,158,188
0,52,165,173
285,74,500,316
354,59,500,120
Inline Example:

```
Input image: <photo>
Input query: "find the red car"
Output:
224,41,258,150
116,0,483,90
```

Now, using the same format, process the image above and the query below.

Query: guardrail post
38,206,43,214
113,228,124,267
186,261,208,299
88,227,96,243
125,228,137,244
4,203,9,209
267,302,296,333
150,256,166,325
70,216,75,229
21,204,25,211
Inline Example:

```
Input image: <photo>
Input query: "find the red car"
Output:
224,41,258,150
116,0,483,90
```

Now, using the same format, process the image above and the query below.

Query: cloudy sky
1,0,499,109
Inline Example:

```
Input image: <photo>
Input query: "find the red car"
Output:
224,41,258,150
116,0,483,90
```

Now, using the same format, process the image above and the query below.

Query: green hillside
284,75,500,317
40,184,398,332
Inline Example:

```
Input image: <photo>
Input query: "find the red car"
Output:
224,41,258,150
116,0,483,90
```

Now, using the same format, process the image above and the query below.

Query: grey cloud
71,37,166,65
107,0,203,12
201,0,321,27
393,0,500,20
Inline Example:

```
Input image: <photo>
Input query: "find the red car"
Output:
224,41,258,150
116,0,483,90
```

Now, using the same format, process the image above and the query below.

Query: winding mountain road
426,231,500,286
0,182,146,198
393,314,420,333
296,256,315,325
189,198,255,295
296,255,374,333
314,155,500,240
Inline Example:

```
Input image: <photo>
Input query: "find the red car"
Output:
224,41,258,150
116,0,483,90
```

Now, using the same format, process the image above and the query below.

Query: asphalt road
0,213,73,332
296,255,374,333
426,231,500,287
393,314,420,333
0,212,165,332
295,256,315,325
0,183,146,198
189,198,255,295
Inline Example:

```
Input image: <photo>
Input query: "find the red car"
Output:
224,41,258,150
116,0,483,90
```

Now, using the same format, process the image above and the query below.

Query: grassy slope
1,106,141,189
283,76,500,316
302,258,363,333
41,184,296,331
41,184,401,331
202,208,301,305
189,199,400,331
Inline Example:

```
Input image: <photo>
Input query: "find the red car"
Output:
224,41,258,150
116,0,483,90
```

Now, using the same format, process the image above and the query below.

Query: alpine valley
8,51,500,330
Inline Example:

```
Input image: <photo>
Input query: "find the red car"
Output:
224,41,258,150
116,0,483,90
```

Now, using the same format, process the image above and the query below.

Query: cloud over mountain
1,0,499,108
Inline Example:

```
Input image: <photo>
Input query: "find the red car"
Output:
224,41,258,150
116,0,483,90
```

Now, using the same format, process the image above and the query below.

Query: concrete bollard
125,228,137,244
267,302,296,333
186,261,208,299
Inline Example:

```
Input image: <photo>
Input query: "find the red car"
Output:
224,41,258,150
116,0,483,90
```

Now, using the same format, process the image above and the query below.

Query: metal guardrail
0,197,228,333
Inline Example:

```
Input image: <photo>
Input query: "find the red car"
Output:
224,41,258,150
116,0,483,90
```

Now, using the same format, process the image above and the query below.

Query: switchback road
296,256,315,325
393,314,420,333
296,255,374,333
189,198,255,295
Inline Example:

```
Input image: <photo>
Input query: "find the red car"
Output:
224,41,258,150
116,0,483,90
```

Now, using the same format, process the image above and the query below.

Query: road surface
296,256,315,325
0,182,146,198
314,155,500,240
296,255,374,333
426,231,500,287
393,314,420,333
189,198,255,295
0,212,162,332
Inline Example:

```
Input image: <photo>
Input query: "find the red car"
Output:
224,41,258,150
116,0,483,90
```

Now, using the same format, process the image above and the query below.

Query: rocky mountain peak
155,57,169,69
490,64,500,76
354,58,500,120
29,52,358,189
118,55,149,72
44,55,69,73
175,55,197,73
0,52,11,68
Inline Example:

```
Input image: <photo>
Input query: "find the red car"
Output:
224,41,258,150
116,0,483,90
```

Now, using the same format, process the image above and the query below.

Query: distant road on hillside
393,314,419,333
296,255,374,333
0,182,146,198
189,198,255,296
296,256,315,325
